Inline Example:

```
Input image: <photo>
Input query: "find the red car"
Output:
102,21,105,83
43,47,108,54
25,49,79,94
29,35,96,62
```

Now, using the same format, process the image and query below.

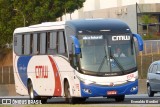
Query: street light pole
14,9,25,27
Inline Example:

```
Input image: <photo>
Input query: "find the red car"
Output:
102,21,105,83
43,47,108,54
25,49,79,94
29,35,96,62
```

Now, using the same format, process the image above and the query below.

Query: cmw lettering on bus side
112,36,130,41
35,65,48,78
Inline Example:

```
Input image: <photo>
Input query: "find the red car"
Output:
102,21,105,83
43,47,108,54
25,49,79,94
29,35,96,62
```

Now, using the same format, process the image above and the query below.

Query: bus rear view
66,19,143,102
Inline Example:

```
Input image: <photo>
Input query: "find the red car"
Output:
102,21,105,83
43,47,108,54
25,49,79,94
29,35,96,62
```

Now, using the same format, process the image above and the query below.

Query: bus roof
14,19,132,34
14,21,65,34
66,18,131,34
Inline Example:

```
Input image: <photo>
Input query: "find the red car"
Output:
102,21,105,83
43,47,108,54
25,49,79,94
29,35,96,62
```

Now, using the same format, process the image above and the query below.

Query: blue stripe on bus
80,80,138,97
17,56,32,88
17,56,38,96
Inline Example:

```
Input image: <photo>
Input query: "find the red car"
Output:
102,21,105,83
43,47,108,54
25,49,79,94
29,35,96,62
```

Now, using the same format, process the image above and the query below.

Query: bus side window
32,34,38,54
40,32,46,54
57,31,67,56
47,32,57,55
24,34,30,55
14,35,22,55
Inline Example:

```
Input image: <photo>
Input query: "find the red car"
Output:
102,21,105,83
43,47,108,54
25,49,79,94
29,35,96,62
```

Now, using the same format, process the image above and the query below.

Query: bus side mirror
133,33,143,51
70,36,81,54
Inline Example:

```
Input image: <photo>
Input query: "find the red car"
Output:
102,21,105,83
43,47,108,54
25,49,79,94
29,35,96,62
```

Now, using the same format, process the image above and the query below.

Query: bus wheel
28,80,48,104
147,84,154,97
27,80,35,99
40,97,48,104
115,95,125,102
64,81,75,104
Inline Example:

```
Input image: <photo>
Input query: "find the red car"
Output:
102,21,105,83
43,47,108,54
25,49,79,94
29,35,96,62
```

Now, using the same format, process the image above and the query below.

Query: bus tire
27,80,48,104
64,81,75,104
27,80,35,100
115,95,125,102
40,98,48,104
147,84,154,97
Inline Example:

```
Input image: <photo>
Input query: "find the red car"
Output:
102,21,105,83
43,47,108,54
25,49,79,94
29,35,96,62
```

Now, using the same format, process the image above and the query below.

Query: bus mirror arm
133,33,143,51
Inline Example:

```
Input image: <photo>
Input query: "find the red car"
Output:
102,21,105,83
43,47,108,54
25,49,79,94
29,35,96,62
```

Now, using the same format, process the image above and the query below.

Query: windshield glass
79,34,137,75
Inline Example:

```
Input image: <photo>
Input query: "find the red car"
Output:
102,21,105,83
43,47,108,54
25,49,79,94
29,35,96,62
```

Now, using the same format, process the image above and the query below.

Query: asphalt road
47,94,160,105
0,94,160,105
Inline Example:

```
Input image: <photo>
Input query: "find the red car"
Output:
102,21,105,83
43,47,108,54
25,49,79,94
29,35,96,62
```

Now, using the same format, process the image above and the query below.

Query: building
59,0,160,35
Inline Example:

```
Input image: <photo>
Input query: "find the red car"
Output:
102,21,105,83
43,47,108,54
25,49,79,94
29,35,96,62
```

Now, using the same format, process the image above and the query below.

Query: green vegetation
140,15,159,40
140,15,158,25
0,0,85,47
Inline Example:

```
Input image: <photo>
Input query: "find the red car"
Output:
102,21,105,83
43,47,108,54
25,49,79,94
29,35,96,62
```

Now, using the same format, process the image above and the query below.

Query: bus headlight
79,77,95,85
84,80,95,85
127,77,136,82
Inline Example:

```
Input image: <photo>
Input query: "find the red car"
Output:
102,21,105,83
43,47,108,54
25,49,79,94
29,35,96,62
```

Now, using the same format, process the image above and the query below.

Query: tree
140,15,158,36
0,0,15,47
0,0,85,47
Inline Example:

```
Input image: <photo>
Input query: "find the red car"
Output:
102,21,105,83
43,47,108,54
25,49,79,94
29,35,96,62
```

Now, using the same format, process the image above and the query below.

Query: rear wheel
28,80,35,99
40,97,48,104
147,84,154,97
27,80,48,104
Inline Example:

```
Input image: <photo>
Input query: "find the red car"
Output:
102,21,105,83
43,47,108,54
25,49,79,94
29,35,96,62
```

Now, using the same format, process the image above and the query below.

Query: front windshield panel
108,35,137,73
79,34,137,75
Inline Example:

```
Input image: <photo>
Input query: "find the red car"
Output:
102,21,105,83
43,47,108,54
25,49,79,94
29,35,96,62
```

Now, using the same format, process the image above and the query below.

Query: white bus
13,19,143,103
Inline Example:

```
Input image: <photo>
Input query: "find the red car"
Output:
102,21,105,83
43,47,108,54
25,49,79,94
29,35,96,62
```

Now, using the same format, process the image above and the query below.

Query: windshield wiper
110,54,125,74
97,55,108,73
97,46,108,73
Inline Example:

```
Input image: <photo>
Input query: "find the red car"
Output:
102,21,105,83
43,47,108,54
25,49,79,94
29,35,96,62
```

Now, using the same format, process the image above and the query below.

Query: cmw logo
112,36,130,41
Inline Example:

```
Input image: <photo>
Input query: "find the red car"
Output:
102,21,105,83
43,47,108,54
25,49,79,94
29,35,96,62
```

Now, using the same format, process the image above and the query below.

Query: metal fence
142,40,160,55
0,66,14,84
137,40,160,79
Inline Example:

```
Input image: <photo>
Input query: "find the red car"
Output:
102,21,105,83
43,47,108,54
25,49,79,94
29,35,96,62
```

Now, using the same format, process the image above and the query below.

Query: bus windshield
79,34,137,75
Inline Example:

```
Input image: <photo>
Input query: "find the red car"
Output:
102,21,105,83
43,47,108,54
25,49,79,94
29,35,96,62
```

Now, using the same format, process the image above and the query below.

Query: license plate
107,91,117,95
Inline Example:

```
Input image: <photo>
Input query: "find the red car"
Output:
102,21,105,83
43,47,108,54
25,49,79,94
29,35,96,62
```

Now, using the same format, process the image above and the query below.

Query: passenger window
152,64,158,73
158,64,160,71
57,31,67,55
148,65,153,73
33,34,38,54
24,34,30,55
47,32,57,55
